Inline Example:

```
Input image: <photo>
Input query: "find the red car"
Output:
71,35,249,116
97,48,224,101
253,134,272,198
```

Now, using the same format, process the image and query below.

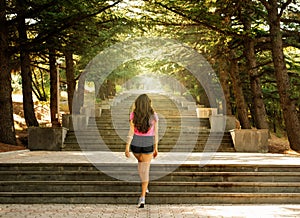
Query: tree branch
16,1,122,53
281,18,300,24
279,0,293,17
154,1,243,39
259,0,271,11
7,0,58,25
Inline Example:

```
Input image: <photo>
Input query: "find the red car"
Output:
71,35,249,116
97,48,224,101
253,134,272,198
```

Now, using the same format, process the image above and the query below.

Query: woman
125,94,159,208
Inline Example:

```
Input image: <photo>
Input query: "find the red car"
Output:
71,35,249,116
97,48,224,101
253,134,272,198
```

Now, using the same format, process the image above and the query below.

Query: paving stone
1,204,300,217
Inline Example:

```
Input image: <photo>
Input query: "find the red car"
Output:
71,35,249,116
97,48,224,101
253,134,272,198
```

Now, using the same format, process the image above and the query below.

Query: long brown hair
133,94,154,133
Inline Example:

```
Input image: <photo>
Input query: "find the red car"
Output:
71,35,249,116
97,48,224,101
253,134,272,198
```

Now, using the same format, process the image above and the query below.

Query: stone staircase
1,161,300,204
2,93,298,204
63,93,234,152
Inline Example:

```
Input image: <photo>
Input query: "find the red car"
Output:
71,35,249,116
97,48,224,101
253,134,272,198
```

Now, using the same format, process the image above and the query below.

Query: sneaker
138,197,145,208
146,188,149,194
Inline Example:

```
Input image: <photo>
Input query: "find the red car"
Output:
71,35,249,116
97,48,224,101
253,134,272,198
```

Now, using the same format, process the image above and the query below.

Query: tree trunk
219,69,232,115
200,89,212,107
112,83,116,96
73,73,85,114
99,82,107,100
244,39,269,129
229,56,251,129
107,79,113,97
64,50,76,114
17,6,39,127
241,2,269,129
49,46,61,127
0,0,17,145
264,0,300,151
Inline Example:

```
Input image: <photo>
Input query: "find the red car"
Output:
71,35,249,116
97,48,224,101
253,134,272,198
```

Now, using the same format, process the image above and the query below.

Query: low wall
28,127,68,151
230,129,269,153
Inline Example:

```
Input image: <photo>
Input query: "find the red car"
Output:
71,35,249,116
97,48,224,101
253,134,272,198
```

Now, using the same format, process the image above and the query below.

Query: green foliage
11,74,22,92
6,0,300,134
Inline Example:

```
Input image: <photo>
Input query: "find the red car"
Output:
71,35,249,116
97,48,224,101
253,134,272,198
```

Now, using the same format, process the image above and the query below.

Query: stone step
1,162,300,173
68,129,213,135
1,192,300,204
63,141,233,147
66,129,229,136
89,118,206,123
64,136,232,143
89,121,207,127
63,93,217,151
66,131,231,138
1,160,299,204
87,126,209,131
1,171,300,182
62,144,235,152
2,180,300,193
63,119,234,150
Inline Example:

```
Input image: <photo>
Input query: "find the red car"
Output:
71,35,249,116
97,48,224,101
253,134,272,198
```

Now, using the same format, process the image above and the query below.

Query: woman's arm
125,120,134,157
153,120,159,158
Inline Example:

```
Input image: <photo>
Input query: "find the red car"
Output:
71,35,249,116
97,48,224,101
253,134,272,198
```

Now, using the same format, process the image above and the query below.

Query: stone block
62,114,71,129
70,114,88,131
209,115,225,132
80,106,102,118
62,114,88,130
209,115,238,132
28,127,67,151
230,129,269,153
225,115,237,131
101,104,110,110
187,103,197,111
197,108,217,118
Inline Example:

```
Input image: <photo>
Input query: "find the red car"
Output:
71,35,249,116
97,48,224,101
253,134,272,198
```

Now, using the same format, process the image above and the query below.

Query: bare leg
134,153,153,197
139,161,150,197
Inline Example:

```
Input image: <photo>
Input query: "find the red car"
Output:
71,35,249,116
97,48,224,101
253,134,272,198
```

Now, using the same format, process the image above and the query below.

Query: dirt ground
0,130,28,152
268,133,300,156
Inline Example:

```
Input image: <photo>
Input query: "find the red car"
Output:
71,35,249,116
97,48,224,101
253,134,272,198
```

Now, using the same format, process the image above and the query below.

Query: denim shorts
130,144,154,154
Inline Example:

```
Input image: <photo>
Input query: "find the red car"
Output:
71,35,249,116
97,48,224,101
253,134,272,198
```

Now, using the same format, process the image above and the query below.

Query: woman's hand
125,147,130,158
153,148,158,158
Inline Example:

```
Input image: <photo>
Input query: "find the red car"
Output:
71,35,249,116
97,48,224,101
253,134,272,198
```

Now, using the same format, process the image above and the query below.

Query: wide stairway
1,93,300,204
63,93,234,152
1,154,300,204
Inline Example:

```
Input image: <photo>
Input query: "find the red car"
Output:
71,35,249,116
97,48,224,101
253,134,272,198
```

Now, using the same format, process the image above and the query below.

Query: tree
49,44,60,127
260,0,300,151
17,0,39,127
0,0,123,134
0,0,16,145
228,52,252,129
240,0,269,129
64,50,76,114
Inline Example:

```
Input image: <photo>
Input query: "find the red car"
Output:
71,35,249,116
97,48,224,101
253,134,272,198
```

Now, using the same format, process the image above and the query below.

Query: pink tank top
130,112,158,136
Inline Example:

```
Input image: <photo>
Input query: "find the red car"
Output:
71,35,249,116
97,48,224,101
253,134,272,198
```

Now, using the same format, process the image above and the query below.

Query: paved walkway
1,150,300,166
1,150,300,217
1,204,300,218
